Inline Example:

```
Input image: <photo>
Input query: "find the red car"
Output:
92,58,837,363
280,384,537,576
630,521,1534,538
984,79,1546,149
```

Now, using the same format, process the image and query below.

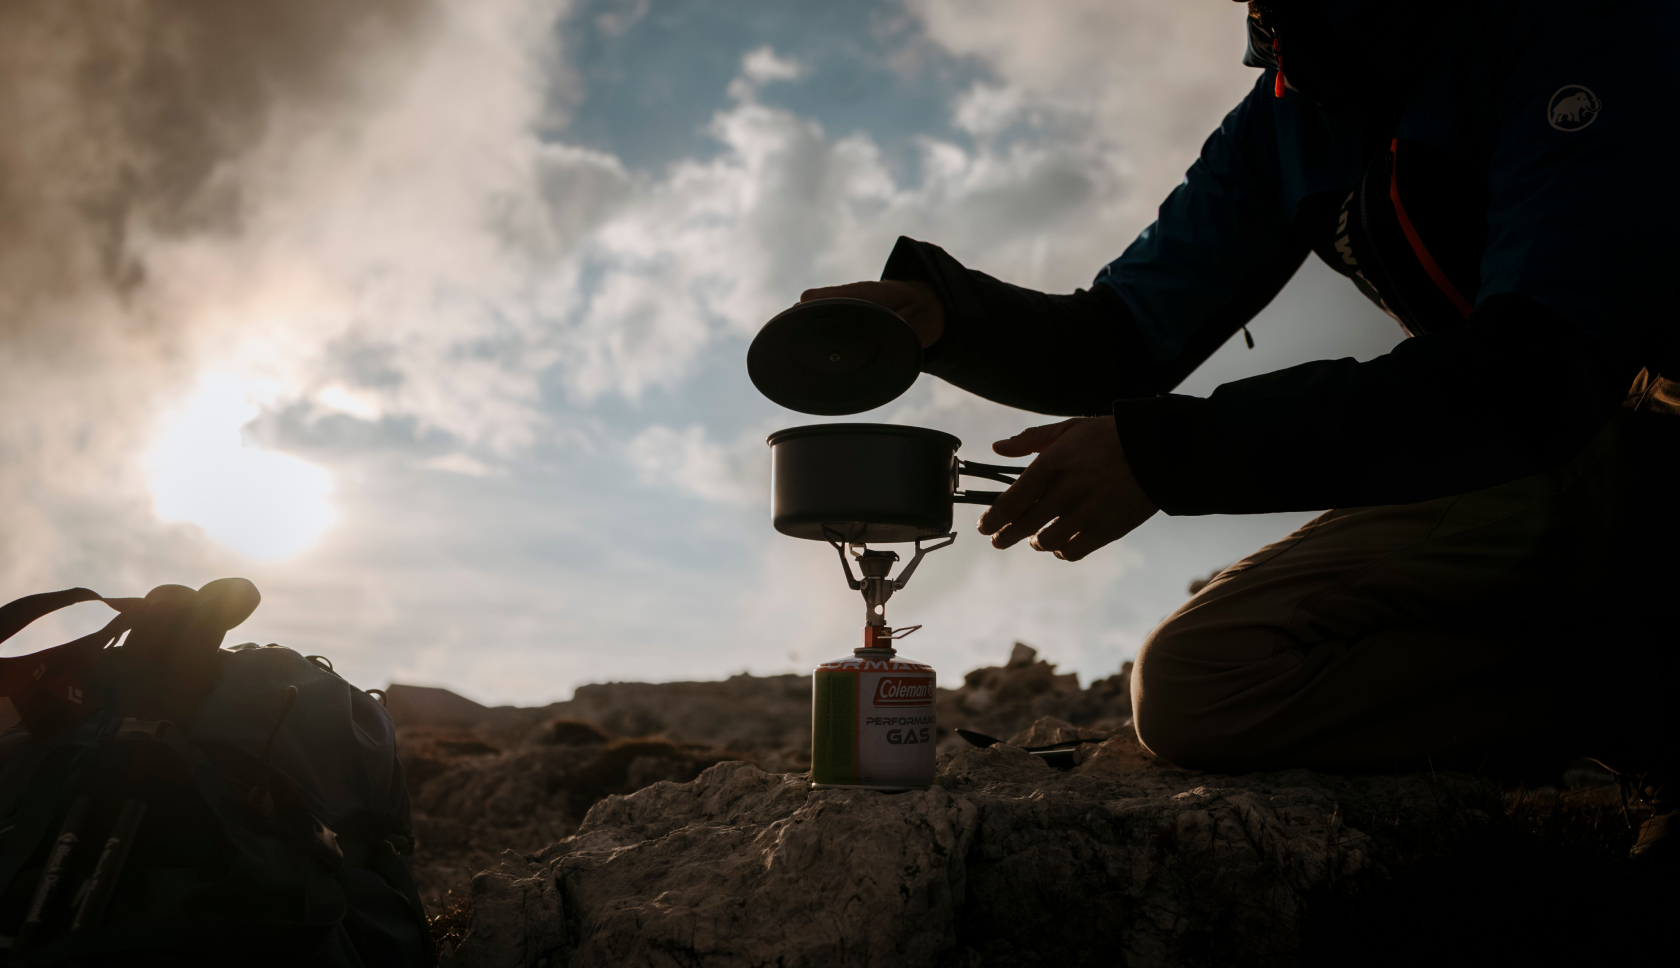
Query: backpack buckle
310,816,344,871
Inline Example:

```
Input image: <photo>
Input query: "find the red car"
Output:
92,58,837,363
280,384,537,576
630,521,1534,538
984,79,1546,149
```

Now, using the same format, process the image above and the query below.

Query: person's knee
1130,619,1225,769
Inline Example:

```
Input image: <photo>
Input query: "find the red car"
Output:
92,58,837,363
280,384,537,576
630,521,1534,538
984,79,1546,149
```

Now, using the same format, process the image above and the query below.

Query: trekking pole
68,796,147,933
11,794,95,950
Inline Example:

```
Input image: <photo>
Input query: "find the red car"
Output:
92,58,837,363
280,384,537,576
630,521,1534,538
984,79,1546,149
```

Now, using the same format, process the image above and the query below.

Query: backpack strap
0,588,106,645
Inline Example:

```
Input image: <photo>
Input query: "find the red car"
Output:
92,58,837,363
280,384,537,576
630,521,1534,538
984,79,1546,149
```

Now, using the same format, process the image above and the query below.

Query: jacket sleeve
1115,295,1636,513
877,237,1156,416
1114,0,1680,514
881,73,1317,416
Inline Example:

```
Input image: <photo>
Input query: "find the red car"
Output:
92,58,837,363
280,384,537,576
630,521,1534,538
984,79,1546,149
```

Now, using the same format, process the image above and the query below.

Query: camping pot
767,423,1024,543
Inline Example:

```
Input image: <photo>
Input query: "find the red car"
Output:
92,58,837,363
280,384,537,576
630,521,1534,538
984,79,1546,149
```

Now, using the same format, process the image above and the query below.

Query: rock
1073,731,1165,775
1005,715,1116,748
1005,642,1037,668
936,645,1132,751
396,650,1140,913
393,673,817,910
392,645,1134,769
405,731,741,910
554,674,814,759
543,718,611,746
400,728,506,789
387,684,500,730
391,674,815,763
448,762,971,968
447,854,566,968
446,749,1499,967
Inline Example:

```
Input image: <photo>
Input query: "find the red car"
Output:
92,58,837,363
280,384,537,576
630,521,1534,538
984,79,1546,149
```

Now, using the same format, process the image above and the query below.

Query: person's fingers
1050,492,1158,561
976,457,1061,536
797,280,944,348
1055,516,1133,561
1053,528,1112,562
981,417,1093,533
990,461,1107,548
977,415,1156,562
1026,506,1086,553
1041,515,1116,560
991,418,1078,458
1027,488,1112,553
988,495,1063,549
800,281,880,303
980,418,1093,534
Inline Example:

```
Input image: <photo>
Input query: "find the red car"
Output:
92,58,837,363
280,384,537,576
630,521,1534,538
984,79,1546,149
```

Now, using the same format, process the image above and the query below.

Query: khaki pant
1132,377,1680,774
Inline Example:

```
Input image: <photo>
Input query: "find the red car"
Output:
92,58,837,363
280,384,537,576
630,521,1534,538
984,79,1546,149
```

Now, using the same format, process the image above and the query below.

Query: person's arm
1116,3,1679,514
1117,295,1633,513
883,72,1330,416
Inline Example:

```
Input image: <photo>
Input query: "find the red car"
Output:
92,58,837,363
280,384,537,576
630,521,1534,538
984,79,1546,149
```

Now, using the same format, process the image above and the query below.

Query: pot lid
746,298,921,415
765,422,961,449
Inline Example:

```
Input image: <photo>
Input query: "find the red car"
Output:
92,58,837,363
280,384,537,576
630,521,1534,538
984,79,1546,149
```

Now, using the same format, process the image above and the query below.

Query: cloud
418,453,498,477
0,0,441,592
908,0,1253,286
316,385,385,422
623,424,766,507
590,0,648,38
1,0,1335,703
951,81,1036,137
741,46,804,84
1,0,1252,527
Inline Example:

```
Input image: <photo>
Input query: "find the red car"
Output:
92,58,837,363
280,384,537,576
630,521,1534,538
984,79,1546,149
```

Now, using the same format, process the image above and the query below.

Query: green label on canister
811,670,858,784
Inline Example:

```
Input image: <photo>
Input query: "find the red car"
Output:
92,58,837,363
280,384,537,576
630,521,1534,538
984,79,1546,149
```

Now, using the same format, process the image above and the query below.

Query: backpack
0,581,432,967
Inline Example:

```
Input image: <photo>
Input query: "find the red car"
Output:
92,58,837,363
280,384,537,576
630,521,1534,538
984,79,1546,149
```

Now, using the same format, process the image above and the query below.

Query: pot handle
954,459,1025,505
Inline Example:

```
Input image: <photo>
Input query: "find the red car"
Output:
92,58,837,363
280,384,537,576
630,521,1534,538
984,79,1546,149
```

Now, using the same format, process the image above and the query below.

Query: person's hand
977,416,1158,561
799,280,945,348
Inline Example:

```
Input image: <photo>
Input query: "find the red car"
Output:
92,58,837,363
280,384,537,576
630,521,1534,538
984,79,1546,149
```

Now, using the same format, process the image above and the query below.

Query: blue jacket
884,0,1679,513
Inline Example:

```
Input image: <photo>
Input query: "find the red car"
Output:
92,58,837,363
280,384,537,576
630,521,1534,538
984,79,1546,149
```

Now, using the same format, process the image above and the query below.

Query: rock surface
399,725,743,910
387,673,814,767
388,674,818,908
391,643,1134,909
443,735,1498,968
391,642,1124,760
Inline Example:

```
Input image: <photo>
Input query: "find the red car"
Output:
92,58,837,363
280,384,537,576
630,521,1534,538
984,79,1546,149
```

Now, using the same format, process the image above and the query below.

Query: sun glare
146,374,335,561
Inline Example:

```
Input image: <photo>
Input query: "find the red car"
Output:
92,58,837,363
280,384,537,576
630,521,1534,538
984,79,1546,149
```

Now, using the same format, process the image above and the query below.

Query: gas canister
810,628,936,790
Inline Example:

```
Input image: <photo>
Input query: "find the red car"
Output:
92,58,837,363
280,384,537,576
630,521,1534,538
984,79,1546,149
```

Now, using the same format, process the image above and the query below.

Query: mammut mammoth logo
872,676,933,706
1548,85,1600,131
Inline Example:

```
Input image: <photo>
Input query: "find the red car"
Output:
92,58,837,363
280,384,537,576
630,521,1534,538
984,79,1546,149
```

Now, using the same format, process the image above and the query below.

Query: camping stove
808,529,954,791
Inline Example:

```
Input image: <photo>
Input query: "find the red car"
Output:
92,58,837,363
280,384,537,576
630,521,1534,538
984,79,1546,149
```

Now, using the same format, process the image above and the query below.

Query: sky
0,0,1401,705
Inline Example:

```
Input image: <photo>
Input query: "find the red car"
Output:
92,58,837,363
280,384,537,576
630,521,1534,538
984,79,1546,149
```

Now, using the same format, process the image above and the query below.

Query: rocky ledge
392,643,1129,910
442,733,1498,968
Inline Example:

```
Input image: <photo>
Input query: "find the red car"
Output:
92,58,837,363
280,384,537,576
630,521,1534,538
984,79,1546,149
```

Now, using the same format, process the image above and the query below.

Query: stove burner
823,526,955,634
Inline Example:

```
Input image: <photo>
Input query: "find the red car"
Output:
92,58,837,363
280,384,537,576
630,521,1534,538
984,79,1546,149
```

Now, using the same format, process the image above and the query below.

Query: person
795,0,1679,857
